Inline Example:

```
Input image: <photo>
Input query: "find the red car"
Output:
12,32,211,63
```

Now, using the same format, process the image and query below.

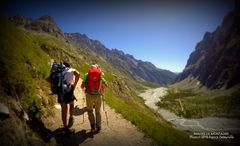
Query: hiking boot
63,127,75,135
91,128,97,133
96,127,101,133
90,124,96,133
67,116,74,128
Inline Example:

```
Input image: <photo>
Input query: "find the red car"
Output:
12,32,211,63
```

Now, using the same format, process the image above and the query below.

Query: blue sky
1,0,235,72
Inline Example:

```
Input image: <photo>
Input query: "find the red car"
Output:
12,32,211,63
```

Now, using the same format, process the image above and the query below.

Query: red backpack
86,67,102,94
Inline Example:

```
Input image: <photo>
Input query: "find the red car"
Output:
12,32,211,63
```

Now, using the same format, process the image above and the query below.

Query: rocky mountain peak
9,14,33,26
175,6,240,89
10,15,63,35
38,15,53,21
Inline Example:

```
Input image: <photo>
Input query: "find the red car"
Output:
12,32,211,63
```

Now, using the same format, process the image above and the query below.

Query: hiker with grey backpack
46,61,80,135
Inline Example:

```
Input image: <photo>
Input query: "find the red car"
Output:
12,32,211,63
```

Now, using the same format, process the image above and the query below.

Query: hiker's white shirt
64,68,76,85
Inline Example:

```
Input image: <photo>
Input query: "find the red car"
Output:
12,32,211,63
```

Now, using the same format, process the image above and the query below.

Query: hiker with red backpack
81,64,107,133
46,61,80,134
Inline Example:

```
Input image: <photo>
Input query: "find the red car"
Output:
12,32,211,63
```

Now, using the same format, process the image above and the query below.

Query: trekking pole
80,89,85,124
102,94,109,126
82,97,85,124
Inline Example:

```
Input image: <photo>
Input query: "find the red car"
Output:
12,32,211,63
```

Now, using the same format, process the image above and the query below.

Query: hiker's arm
81,73,88,89
81,82,85,89
101,76,108,91
101,74,107,86
73,70,80,90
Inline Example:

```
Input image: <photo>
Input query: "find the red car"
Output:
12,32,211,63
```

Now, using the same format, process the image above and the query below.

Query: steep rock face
10,15,63,36
65,32,176,85
176,7,240,89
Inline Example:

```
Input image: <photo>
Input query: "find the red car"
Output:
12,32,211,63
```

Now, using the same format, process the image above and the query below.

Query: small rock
54,104,61,109
22,111,29,121
0,103,10,119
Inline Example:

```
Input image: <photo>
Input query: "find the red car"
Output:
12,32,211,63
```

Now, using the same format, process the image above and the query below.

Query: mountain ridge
65,32,177,85
10,14,176,85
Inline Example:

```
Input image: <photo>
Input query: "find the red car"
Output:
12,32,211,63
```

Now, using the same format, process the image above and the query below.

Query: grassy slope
0,16,221,146
0,15,50,113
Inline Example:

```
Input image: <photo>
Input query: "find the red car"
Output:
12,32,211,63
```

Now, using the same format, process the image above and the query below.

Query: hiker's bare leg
66,101,74,128
61,102,68,127
69,101,74,117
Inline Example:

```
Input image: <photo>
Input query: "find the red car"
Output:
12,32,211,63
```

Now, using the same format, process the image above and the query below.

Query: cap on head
91,64,97,68
63,61,71,67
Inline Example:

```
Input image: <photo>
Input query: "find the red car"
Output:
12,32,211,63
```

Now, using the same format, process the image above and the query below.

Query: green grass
0,15,50,113
227,36,240,48
156,88,240,118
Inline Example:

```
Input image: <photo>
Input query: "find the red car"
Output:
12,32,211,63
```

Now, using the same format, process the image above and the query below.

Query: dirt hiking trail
43,81,158,146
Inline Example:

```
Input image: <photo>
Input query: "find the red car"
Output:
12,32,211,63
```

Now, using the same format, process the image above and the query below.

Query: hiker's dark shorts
57,88,75,104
